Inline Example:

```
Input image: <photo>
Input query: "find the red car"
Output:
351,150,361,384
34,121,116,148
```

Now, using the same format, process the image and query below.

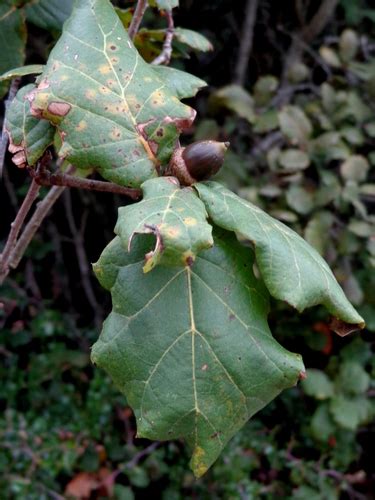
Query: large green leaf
92,230,304,477
25,0,74,32
115,177,213,272
5,84,55,167
27,0,197,187
0,2,26,99
195,182,364,329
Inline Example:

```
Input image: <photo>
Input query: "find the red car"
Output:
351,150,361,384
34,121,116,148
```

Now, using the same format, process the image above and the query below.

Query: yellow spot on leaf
99,64,111,75
144,76,152,82
85,89,97,100
76,120,87,131
191,447,208,478
150,90,166,107
165,226,180,239
126,94,140,109
105,103,128,114
183,217,197,226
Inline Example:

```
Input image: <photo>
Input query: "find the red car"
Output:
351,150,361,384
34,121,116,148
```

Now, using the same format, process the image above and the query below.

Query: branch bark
63,190,103,327
282,0,339,81
233,0,259,86
31,169,142,200
7,184,68,275
128,0,148,40
0,180,41,284
151,10,175,66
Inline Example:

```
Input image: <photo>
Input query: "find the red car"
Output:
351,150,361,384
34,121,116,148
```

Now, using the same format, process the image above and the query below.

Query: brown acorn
167,140,229,186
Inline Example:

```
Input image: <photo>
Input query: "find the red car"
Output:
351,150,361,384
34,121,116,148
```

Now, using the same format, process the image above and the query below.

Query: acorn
167,140,229,185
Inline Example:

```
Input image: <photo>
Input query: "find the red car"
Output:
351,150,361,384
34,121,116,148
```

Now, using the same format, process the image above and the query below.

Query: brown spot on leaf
229,314,235,321
136,119,156,140
163,108,197,132
149,140,158,155
8,142,23,154
186,256,194,266
298,371,307,380
329,317,365,337
201,364,208,371
12,151,27,168
48,101,71,117
38,79,50,90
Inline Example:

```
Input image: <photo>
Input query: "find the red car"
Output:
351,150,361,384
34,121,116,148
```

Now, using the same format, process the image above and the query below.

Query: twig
151,10,175,66
3,167,19,211
63,190,102,327
250,131,284,157
295,0,307,26
301,0,339,43
31,168,142,200
0,78,20,179
233,0,259,86
124,442,160,469
282,0,339,81
7,184,68,275
0,179,41,284
128,0,148,40
270,82,320,108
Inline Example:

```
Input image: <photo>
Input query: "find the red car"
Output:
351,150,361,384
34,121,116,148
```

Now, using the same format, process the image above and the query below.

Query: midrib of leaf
186,266,199,448
93,7,158,164
0,7,16,22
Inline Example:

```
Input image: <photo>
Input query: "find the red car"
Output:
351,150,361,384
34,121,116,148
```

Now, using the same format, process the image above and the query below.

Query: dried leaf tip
167,140,229,185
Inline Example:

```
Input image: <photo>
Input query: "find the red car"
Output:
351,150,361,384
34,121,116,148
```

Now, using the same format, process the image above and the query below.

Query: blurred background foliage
0,0,374,498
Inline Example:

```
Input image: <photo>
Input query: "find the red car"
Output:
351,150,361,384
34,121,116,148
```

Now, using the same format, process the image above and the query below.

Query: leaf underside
115,177,214,271
26,0,203,187
195,182,364,328
0,64,45,82
5,84,55,167
92,230,304,477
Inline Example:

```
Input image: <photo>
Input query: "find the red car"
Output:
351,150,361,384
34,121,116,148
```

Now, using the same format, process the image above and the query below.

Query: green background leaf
92,230,304,477
302,369,334,400
0,2,27,98
149,0,179,10
174,28,213,52
25,0,74,32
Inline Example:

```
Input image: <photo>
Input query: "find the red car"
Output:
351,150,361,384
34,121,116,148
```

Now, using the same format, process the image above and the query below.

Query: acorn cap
182,140,229,181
